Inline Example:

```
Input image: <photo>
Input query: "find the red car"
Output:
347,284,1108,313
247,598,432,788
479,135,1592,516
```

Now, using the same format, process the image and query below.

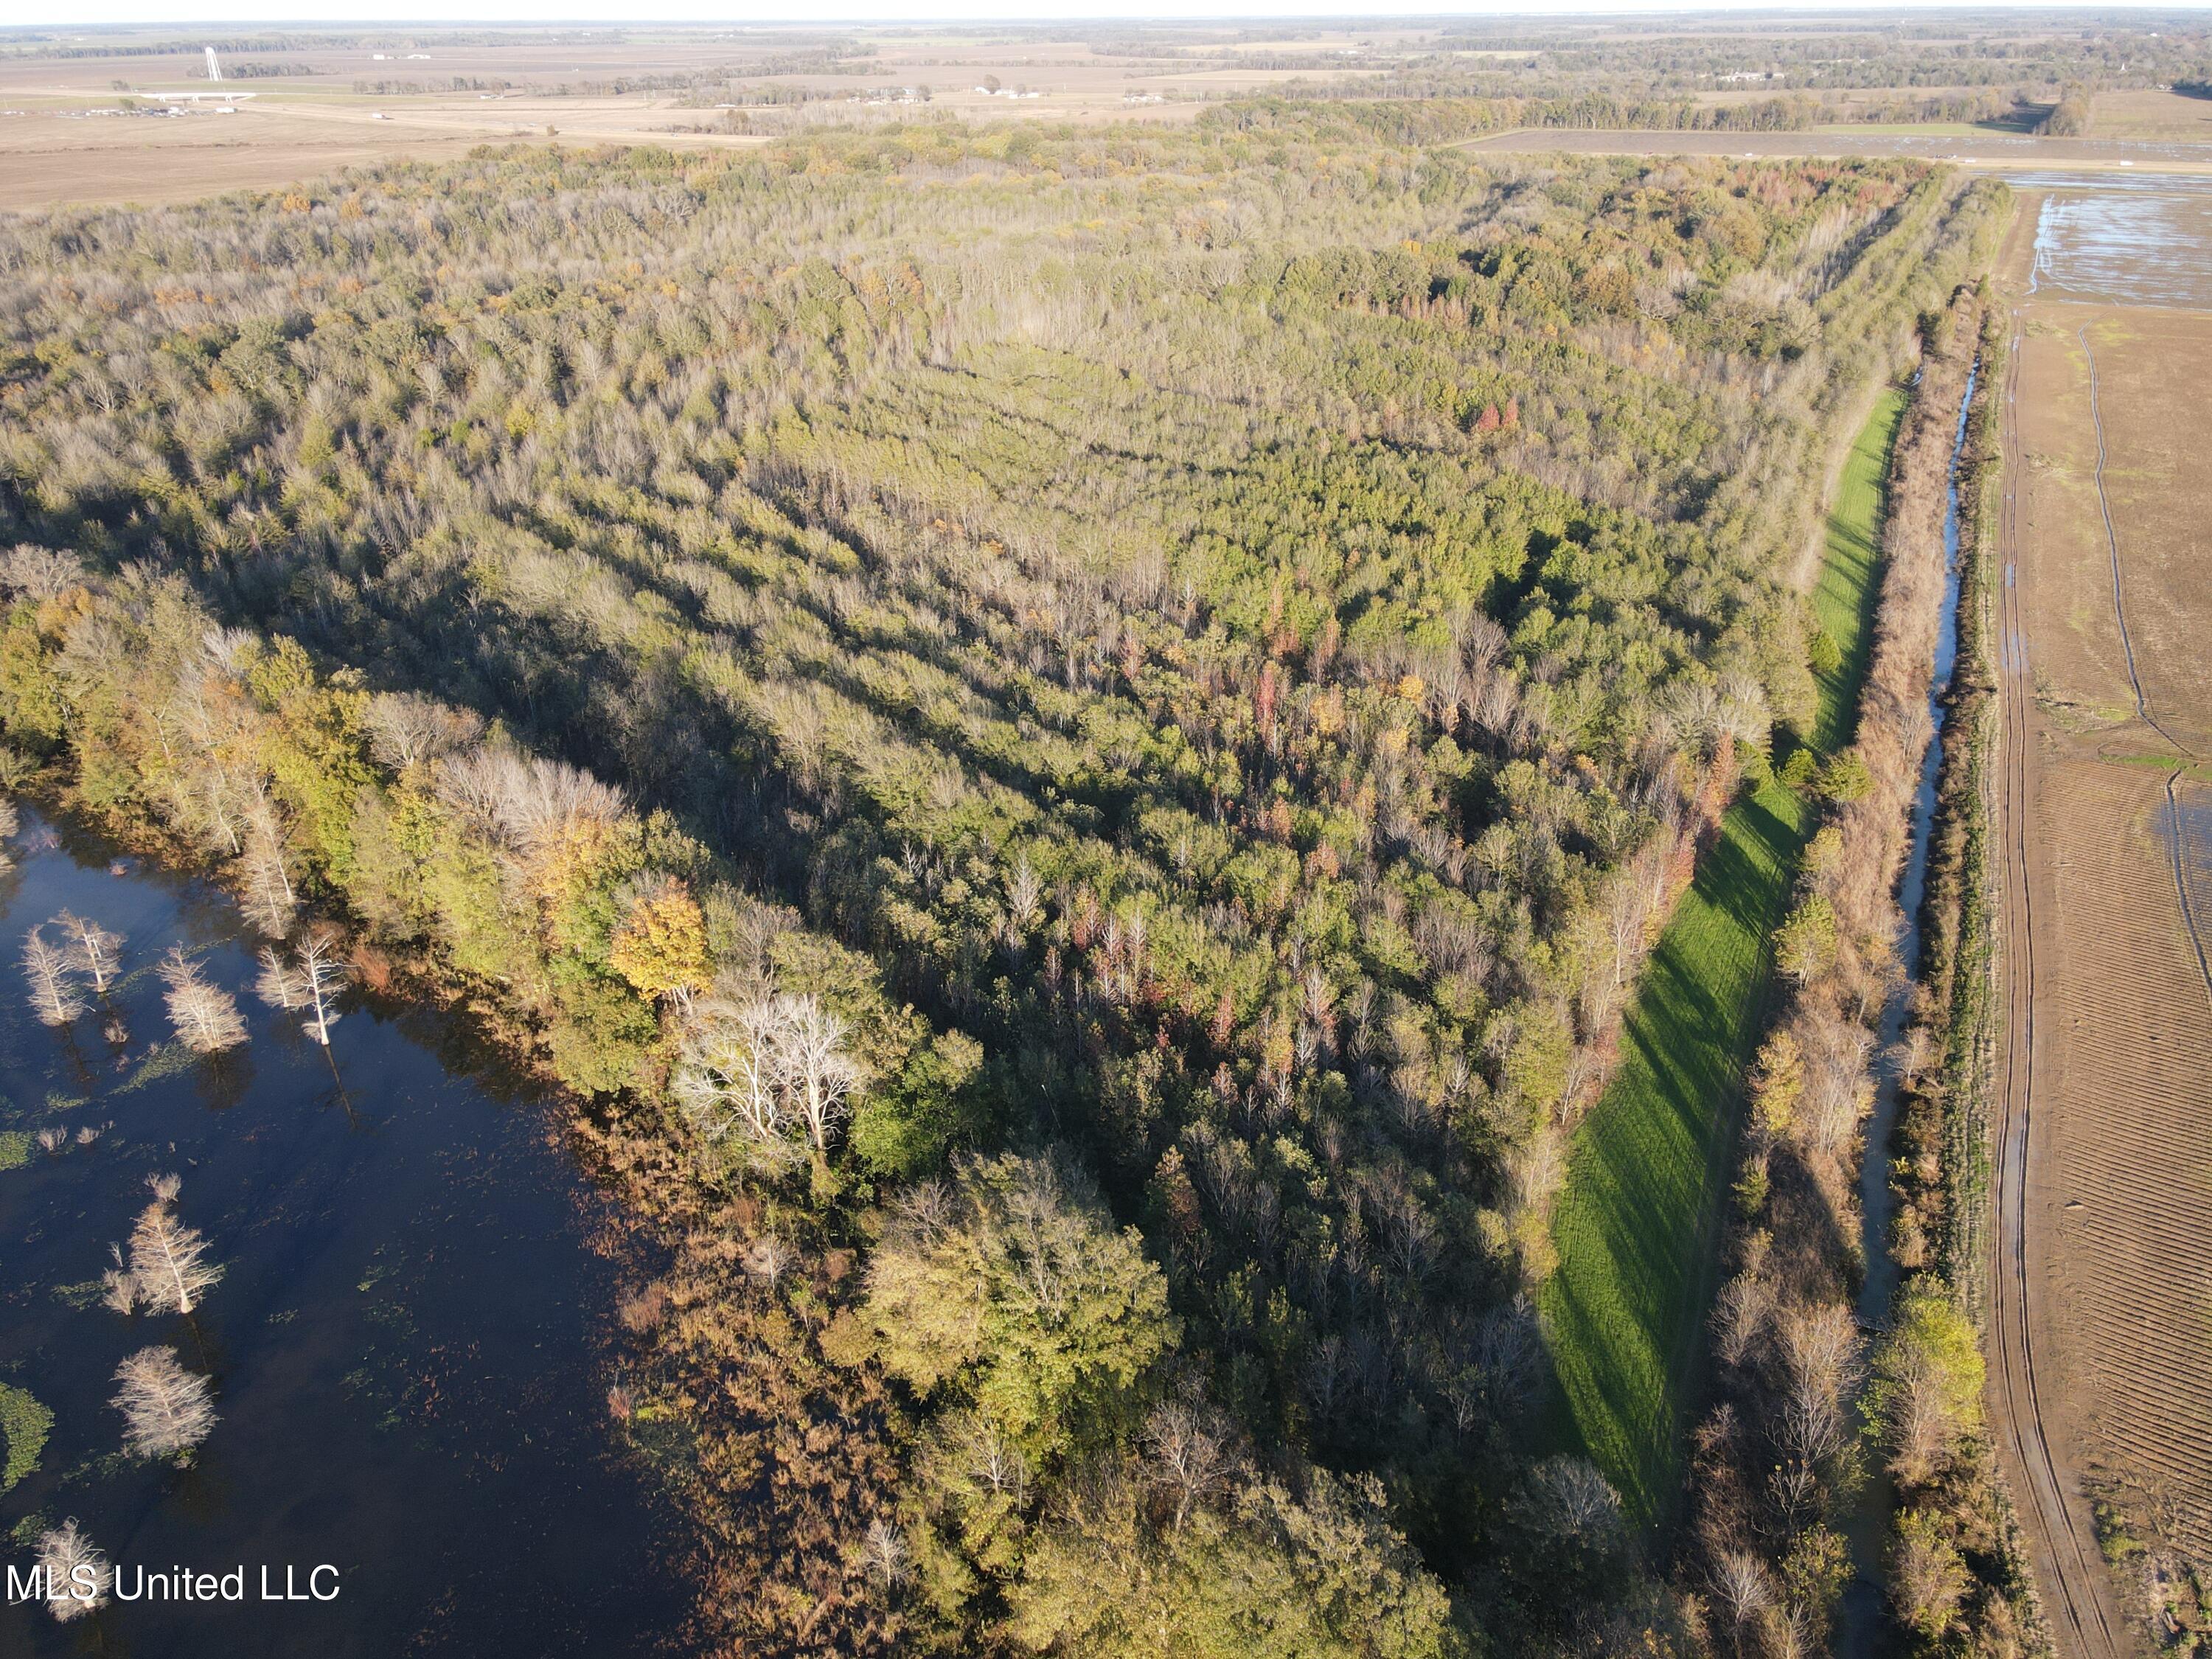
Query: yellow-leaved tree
608,877,711,1005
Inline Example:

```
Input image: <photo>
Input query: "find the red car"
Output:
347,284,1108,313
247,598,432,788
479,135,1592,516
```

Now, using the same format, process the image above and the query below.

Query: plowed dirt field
1992,184,2212,1655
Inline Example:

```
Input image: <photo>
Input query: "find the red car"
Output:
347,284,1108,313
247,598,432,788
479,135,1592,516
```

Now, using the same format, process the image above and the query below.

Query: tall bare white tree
861,1517,908,1590
159,947,246,1054
1710,1548,1774,1632
52,910,122,995
21,925,86,1026
780,992,858,1156
37,1519,111,1622
675,993,796,1155
118,1177,224,1315
672,987,862,1164
238,787,298,937
111,1346,217,1460
256,930,349,1045
1143,1400,1234,1531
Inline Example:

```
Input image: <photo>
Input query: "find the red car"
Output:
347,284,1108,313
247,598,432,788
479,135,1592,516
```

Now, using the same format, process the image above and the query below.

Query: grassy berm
1540,388,1905,1527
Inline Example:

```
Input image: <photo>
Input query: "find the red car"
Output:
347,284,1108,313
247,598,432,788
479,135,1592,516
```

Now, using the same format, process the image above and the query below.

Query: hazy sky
8,0,2208,27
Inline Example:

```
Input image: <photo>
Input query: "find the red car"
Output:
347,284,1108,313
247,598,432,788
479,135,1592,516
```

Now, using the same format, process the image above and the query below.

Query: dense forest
0,114,1999,1654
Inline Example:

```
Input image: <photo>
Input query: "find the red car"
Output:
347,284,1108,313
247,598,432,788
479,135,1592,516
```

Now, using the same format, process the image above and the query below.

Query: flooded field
2022,173,2212,309
0,811,684,1658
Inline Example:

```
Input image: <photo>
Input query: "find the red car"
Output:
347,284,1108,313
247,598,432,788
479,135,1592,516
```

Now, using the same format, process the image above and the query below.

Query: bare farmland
1993,186,2212,1653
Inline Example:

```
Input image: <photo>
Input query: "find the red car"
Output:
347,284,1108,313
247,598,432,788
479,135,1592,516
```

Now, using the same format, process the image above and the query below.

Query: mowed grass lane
1538,387,1906,1528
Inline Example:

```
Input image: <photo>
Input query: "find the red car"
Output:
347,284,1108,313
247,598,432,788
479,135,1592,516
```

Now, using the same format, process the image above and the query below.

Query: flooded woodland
0,808,685,1658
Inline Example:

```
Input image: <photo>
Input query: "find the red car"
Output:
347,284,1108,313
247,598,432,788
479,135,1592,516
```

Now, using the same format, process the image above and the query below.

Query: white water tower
204,46,223,83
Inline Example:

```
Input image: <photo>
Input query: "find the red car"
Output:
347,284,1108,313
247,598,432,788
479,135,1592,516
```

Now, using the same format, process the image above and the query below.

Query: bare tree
37,1519,111,1622
437,748,627,873
257,931,349,1045
159,947,246,1054
0,796,17,872
1143,1400,1234,1530
119,1179,224,1314
953,1409,1029,1502
1776,1300,1860,1467
862,1516,909,1590
1798,1004,1873,1158
1767,1455,1821,1527
1006,852,1043,933
1711,1548,1775,1633
675,993,866,1193
781,992,858,1155
742,1233,797,1286
21,925,86,1026
364,690,483,771
0,544,83,600
1515,1455,1625,1550
111,1346,218,1460
1882,1350,1955,1487
675,993,795,1154
52,910,122,995
238,787,298,937
101,1251,139,1314
1712,1268,1772,1369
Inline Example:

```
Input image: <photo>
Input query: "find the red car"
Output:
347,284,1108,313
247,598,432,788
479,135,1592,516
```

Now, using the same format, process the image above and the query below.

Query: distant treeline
349,77,515,97
201,60,320,80
1211,88,2026,141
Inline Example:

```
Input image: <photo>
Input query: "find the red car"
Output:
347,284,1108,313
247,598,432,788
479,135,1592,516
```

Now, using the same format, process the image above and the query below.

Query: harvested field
2012,316,2150,730
2090,89,2212,145
0,24,1483,212
2030,758,2212,1553
2070,310,2212,748
1992,177,2212,1654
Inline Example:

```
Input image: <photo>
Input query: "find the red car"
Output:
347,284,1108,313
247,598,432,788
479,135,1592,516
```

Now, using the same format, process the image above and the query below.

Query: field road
1989,182,2212,1657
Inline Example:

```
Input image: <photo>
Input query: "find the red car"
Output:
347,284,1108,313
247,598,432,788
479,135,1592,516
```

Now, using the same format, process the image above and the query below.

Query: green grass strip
1538,386,1906,1530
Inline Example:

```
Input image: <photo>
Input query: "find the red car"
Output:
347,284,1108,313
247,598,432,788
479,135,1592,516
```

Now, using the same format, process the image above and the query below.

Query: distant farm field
1540,388,1904,1526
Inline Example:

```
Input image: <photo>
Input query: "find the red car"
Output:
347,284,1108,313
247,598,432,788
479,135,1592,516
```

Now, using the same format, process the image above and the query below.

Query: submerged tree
108,1174,225,1315
37,1519,111,1623
21,925,86,1026
111,1345,217,1461
159,947,247,1054
255,930,349,1046
53,910,122,995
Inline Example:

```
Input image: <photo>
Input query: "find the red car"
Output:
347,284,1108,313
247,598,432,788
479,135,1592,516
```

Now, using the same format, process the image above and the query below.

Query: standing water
0,810,686,1657
1838,358,1980,1655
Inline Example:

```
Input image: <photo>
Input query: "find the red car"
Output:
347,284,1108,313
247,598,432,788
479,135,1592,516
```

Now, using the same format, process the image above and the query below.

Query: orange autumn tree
608,878,711,1006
